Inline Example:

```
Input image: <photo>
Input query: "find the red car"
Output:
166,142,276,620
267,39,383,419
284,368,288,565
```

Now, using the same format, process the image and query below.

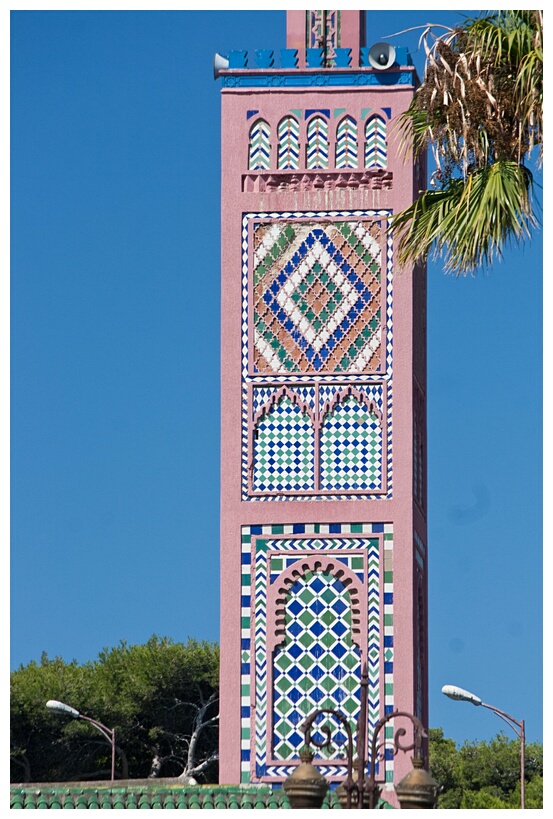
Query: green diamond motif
272,569,363,761
299,654,315,671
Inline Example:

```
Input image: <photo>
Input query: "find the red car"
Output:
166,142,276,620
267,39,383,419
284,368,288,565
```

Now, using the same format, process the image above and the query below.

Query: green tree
10,636,219,783
393,10,542,275
429,728,543,809
11,653,95,783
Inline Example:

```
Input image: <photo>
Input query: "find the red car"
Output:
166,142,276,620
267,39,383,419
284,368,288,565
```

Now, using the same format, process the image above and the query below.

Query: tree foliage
10,636,219,784
393,10,542,275
12,639,543,806
429,727,543,809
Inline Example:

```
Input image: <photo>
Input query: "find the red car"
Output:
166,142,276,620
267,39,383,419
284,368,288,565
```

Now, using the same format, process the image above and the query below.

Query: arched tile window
252,393,315,492
277,116,300,170
365,114,387,169
272,568,361,759
320,394,383,491
306,115,329,169
335,115,358,168
248,119,271,170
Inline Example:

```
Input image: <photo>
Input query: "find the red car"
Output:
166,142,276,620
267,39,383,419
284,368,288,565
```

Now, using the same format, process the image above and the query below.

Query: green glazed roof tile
10,780,398,808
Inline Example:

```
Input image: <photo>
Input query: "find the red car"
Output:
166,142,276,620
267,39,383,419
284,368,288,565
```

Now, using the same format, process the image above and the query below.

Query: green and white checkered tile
252,396,315,491
320,396,383,490
272,569,361,759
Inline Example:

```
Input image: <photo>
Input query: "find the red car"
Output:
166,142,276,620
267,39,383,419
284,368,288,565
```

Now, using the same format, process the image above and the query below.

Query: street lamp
46,700,116,782
441,684,525,809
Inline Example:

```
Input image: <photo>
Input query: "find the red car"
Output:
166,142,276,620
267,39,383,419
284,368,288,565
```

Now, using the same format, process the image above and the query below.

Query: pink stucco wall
219,68,427,793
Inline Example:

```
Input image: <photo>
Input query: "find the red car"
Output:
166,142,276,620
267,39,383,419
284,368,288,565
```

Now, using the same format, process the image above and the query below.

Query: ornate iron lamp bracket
299,664,428,808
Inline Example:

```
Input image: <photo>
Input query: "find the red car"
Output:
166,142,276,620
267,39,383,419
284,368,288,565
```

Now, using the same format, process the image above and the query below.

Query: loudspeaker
213,53,230,80
368,42,396,70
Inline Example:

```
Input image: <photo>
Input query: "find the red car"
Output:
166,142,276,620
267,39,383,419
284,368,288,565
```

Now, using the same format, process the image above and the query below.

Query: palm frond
394,10,541,272
392,161,535,275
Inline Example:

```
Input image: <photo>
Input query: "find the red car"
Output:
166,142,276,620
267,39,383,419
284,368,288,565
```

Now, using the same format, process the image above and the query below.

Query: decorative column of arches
247,111,389,174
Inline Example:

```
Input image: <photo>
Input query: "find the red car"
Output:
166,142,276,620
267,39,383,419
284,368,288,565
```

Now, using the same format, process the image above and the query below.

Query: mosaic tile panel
309,10,339,57
242,209,393,380
365,115,387,169
248,119,271,170
277,116,300,170
250,385,385,496
239,523,394,783
320,396,383,491
252,220,382,374
336,116,358,169
306,116,329,169
252,396,315,491
272,570,361,759
240,210,394,503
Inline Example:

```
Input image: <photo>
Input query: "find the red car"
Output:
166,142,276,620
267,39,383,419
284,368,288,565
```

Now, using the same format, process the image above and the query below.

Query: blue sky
10,7,543,749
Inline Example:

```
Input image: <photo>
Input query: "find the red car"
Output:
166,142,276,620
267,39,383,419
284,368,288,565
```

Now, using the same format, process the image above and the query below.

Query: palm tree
392,10,543,275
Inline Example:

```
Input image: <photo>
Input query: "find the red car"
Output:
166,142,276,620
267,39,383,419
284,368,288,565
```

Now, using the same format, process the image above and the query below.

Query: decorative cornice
242,170,393,193
222,70,415,89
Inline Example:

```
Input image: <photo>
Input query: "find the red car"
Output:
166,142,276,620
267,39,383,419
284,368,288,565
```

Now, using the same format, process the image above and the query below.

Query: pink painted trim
320,384,382,423
252,386,315,427
266,555,365,651
286,10,307,52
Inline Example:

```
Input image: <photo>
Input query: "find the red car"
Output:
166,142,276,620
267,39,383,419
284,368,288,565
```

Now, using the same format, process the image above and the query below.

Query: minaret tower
217,10,428,794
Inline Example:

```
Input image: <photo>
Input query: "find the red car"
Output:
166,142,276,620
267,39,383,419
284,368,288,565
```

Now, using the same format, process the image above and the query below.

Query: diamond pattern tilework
253,396,315,491
251,385,384,495
320,396,383,491
273,570,361,760
240,210,394,503
252,220,382,374
239,523,394,783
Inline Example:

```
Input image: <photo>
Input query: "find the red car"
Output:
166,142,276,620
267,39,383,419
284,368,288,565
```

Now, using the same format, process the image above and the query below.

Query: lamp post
442,684,525,809
46,700,116,782
284,664,439,808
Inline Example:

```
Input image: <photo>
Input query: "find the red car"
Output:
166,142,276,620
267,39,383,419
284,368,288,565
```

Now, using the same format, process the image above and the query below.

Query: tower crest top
287,10,365,66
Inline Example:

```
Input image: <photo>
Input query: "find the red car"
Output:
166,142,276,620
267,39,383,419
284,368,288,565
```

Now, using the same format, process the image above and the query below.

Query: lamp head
442,685,482,706
46,699,81,718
